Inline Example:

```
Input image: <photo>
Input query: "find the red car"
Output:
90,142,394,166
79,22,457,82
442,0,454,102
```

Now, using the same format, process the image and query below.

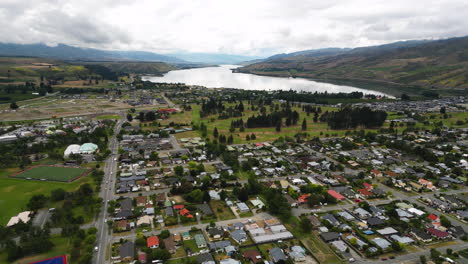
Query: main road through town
93,113,125,264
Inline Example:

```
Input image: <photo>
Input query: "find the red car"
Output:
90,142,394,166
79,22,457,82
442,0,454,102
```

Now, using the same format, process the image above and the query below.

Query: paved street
93,112,125,264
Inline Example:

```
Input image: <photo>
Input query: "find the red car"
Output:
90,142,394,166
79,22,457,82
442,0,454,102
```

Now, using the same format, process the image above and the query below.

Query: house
270,225,287,234
320,232,340,242
427,228,450,239
194,234,207,248
367,216,385,227
372,238,391,249
163,236,176,254
118,241,135,262
138,252,147,263
231,230,247,244
354,208,371,219
346,235,368,249
147,236,159,249
208,240,231,252
6,211,32,227
208,226,225,240
410,228,432,243
428,214,439,222
331,240,348,252
377,227,398,236
290,246,306,262
135,196,147,207
307,215,321,228
174,204,185,210
197,253,215,264
115,220,130,232
197,204,214,216
363,182,373,190
137,215,153,226
264,218,281,227
220,259,240,264
165,206,174,217
322,213,340,226
237,202,250,213
357,188,373,197
418,179,436,190
269,247,287,263
297,194,309,204
391,235,414,245
182,231,191,240
243,249,262,263
250,199,265,209
327,190,345,200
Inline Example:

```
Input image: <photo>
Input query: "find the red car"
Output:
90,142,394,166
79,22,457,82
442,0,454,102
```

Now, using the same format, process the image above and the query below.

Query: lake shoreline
142,65,392,97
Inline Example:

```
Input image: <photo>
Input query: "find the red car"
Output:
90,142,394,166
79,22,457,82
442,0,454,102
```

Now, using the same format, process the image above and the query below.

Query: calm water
142,65,389,96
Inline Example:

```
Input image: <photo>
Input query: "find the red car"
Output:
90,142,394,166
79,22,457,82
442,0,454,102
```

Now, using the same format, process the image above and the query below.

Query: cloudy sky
1,0,467,56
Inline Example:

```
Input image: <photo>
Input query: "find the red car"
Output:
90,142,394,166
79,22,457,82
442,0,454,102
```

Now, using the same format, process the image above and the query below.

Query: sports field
13,165,90,182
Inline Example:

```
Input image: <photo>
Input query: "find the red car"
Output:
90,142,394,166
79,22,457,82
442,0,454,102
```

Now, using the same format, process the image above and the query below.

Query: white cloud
0,0,467,56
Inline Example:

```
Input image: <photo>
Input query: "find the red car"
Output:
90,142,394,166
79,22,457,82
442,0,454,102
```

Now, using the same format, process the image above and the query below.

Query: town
0,79,467,264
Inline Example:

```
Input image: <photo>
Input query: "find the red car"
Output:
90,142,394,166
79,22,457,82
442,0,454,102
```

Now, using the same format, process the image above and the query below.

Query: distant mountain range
167,52,263,65
238,37,468,95
0,43,262,65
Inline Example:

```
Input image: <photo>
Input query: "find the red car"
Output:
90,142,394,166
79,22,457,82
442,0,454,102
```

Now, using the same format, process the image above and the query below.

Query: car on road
94,246,99,252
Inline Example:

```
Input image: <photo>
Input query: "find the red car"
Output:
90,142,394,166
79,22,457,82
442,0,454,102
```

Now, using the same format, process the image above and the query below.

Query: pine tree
213,127,219,138
276,121,281,132
302,118,307,131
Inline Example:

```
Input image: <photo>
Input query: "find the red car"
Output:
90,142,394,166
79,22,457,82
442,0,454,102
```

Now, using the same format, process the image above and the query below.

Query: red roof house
173,204,185,210
363,182,373,190
179,208,193,218
138,252,147,263
298,194,309,204
327,190,345,200
428,214,439,221
427,228,449,239
357,189,373,196
147,236,160,248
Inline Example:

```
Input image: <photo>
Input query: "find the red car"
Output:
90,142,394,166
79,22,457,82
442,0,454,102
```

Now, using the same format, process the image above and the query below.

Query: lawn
209,200,236,220
183,239,200,254
177,102,381,144
95,114,121,120
284,217,344,264
12,165,90,182
0,235,71,264
0,168,94,226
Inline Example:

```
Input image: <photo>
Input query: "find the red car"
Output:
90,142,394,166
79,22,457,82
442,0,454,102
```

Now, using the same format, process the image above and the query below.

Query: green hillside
239,37,468,96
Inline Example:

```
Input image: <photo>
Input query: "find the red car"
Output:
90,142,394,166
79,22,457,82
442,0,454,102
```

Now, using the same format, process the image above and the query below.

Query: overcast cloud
0,0,467,56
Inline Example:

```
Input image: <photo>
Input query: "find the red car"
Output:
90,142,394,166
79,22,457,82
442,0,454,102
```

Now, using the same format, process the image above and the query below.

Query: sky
0,0,467,57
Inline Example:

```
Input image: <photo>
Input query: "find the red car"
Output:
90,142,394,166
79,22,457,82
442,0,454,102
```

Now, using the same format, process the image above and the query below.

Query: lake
142,65,389,96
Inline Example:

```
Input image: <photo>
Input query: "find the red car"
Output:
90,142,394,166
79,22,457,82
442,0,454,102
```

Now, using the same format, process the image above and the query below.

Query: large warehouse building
64,143,98,158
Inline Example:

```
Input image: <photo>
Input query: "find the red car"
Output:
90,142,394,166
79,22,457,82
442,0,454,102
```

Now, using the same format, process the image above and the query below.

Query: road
93,113,126,264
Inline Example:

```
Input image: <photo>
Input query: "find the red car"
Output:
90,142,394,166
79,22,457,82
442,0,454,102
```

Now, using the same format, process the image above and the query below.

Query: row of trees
324,106,387,129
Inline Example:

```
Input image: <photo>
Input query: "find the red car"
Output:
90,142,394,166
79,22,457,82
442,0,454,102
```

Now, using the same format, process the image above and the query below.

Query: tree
237,187,249,202
27,194,48,211
203,190,211,203
401,93,410,100
152,248,171,260
126,114,133,122
300,217,312,232
213,127,219,138
251,133,256,140
440,106,446,114
391,241,403,252
10,102,18,109
159,230,170,239
440,215,452,228
174,166,184,176
313,112,318,123
227,135,233,144
276,121,281,132
301,118,307,131
419,255,426,264
51,188,66,201
246,134,251,141
430,248,441,261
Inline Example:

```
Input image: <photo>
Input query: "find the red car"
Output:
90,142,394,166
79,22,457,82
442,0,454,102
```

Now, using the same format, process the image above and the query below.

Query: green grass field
0,166,94,226
13,165,89,182
0,235,71,264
